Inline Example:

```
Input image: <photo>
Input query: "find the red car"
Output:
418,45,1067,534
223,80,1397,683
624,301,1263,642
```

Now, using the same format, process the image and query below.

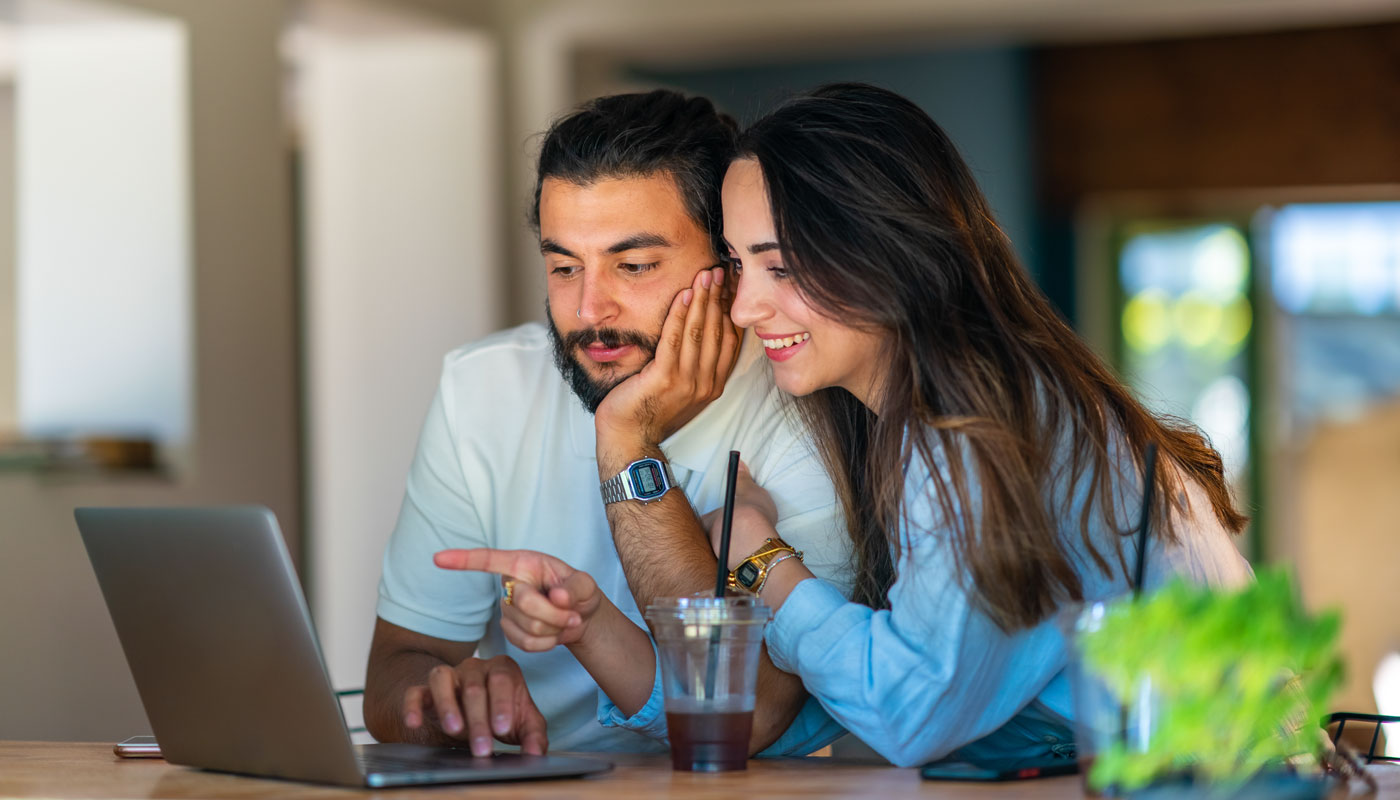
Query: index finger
434,548,531,579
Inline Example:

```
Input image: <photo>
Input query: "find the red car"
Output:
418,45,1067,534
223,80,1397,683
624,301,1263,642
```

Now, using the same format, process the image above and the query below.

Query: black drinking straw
714,450,741,597
704,451,742,700
1118,442,1160,756
1131,442,1159,599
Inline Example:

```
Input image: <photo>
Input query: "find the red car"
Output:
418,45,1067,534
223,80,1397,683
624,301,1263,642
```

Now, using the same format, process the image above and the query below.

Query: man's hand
400,654,547,757
434,548,601,651
595,265,740,446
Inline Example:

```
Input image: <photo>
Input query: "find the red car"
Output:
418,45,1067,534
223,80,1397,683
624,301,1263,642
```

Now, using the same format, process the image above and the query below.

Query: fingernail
701,271,712,288
714,268,725,285
493,715,510,735
568,615,581,626
473,738,491,756
405,712,421,728
682,289,693,306
444,712,461,733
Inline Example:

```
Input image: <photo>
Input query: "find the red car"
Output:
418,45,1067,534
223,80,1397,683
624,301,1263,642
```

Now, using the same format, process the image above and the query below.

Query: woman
438,83,1252,766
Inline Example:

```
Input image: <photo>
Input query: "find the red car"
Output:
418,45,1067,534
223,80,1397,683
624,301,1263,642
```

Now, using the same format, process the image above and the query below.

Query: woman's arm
432,548,657,715
710,461,1069,767
764,565,1067,767
562,596,656,715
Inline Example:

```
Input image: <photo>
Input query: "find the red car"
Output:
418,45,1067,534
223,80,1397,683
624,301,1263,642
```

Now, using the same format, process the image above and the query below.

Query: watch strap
600,458,676,505
730,536,803,594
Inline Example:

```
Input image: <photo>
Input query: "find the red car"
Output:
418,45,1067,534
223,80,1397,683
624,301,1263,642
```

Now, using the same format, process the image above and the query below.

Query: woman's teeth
761,332,810,349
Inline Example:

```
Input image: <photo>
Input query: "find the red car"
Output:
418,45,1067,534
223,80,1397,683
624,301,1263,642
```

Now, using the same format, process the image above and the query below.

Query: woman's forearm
757,557,814,611
565,597,657,716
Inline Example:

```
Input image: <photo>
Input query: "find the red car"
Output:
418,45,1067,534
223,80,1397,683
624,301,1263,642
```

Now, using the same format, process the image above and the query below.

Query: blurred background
0,0,1396,750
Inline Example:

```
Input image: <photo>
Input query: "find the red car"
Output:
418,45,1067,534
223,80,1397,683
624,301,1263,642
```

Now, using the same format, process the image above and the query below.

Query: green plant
1080,568,1343,793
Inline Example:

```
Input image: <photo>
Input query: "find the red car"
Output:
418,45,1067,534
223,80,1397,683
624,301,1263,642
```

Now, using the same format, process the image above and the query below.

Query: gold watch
728,537,803,594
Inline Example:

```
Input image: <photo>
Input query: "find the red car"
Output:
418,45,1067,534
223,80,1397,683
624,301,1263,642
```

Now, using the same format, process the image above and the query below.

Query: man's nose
577,270,620,327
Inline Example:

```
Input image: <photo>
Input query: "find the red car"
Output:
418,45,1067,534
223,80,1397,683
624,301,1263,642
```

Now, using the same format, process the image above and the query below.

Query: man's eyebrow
748,241,781,255
607,233,672,254
540,238,579,258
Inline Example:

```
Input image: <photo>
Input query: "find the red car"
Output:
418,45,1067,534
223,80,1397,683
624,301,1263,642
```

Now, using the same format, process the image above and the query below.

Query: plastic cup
645,594,770,772
1066,600,1161,797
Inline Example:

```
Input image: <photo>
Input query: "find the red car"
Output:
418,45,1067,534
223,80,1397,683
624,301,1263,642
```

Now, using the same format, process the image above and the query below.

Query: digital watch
599,457,676,505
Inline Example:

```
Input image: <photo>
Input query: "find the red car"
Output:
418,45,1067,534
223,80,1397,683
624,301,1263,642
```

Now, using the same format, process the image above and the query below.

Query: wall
625,46,1039,279
1034,22,1400,204
0,86,14,430
295,0,504,690
0,0,300,741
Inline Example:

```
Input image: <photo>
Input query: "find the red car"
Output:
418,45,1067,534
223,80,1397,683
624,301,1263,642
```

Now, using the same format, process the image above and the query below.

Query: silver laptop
75,505,611,788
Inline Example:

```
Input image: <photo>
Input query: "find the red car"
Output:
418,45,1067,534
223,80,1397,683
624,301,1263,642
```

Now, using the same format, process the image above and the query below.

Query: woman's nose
728,271,768,329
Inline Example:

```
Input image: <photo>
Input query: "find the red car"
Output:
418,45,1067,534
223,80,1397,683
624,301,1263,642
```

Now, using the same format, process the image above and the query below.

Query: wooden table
3,742,1397,799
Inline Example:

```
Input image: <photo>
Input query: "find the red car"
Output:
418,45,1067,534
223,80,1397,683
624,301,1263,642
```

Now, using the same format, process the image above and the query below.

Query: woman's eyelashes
725,252,785,279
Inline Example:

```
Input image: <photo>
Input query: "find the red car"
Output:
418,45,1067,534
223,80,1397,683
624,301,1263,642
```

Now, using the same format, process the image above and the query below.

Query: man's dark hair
528,90,738,259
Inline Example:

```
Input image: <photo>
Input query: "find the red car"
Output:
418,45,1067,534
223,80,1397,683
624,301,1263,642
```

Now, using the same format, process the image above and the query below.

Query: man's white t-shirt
376,323,851,752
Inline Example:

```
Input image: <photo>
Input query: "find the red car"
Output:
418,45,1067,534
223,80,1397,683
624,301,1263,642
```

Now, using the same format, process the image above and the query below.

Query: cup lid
645,592,770,624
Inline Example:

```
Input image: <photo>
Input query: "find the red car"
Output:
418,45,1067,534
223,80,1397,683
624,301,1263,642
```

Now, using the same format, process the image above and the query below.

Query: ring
501,578,516,606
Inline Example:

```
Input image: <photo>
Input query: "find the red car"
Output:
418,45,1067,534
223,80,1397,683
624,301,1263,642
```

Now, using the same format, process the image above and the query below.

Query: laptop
75,505,612,788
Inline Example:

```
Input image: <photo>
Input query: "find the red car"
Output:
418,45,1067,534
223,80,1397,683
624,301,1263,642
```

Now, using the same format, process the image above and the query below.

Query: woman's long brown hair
738,84,1247,628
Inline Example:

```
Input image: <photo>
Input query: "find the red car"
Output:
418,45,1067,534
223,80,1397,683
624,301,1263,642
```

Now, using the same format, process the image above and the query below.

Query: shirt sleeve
763,453,1069,768
376,373,497,642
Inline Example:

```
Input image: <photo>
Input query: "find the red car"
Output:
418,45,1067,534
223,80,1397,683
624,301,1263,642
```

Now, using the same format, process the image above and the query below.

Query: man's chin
560,356,641,415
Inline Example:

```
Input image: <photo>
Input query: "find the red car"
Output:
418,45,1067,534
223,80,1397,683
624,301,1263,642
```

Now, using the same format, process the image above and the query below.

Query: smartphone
113,735,162,759
920,756,1078,781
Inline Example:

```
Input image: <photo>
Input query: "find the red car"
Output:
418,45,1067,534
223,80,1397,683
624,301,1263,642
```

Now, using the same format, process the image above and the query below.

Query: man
363,90,851,755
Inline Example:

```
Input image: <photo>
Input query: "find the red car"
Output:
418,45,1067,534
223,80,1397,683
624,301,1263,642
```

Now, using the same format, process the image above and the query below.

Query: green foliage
1079,568,1343,793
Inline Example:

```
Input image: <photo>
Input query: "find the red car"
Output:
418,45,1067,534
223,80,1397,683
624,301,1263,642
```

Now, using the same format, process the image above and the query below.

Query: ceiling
528,0,1400,68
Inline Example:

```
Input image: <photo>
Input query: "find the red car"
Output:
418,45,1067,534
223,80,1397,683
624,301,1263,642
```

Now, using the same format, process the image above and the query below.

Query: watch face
629,460,667,500
736,561,760,588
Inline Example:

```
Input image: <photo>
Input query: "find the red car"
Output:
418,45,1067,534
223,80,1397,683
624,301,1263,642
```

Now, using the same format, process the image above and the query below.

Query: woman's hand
433,549,602,651
700,462,780,569
594,265,741,446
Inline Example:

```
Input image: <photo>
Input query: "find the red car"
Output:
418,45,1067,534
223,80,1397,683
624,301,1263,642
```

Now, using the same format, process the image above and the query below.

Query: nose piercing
576,309,581,318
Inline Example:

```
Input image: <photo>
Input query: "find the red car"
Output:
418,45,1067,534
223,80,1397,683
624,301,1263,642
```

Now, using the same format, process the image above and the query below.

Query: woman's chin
774,371,823,399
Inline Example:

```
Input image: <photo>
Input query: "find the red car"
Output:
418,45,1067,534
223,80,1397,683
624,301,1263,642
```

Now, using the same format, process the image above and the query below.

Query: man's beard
546,300,659,414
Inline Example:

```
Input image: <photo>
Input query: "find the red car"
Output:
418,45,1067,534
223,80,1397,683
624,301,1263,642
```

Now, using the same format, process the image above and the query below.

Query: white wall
297,0,503,690
15,15,189,442
0,85,16,430
0,0,300,741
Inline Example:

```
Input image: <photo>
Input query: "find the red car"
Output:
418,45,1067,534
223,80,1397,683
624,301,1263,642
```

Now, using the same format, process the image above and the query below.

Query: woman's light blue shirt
600,431,1253,766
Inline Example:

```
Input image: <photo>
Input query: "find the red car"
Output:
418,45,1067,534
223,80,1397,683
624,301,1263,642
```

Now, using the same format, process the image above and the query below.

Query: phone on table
920,755,1078,782
113,735,162,759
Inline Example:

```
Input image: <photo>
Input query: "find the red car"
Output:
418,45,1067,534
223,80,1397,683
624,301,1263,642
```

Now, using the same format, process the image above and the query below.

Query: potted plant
1075,568,1344,799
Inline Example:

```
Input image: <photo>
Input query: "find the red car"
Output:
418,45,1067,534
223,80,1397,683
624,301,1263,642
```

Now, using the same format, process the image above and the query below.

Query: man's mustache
561,327,657,356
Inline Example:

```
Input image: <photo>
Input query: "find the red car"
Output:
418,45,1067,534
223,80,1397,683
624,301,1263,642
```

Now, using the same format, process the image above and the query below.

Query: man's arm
591,267,809,753
364,618,546,755
597,437,809,753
